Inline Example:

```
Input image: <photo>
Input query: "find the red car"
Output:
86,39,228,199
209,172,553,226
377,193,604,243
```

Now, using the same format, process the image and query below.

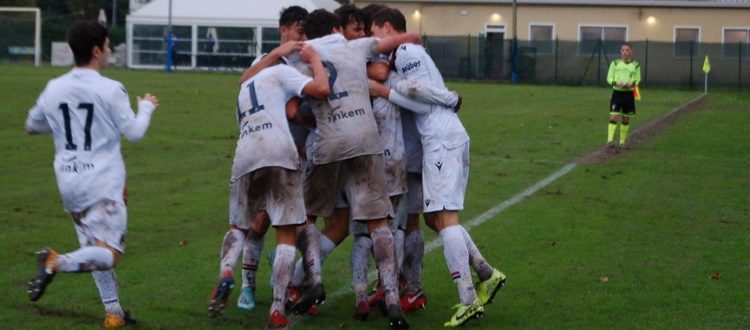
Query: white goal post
0,7,41,66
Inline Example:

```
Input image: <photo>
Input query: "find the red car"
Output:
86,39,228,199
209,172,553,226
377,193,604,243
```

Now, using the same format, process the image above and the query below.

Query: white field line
291,162,577,327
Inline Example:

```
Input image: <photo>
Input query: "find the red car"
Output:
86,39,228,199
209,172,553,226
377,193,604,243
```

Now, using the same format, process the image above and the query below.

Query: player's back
34,68,130,212
232,65,307,180
302,34,382,164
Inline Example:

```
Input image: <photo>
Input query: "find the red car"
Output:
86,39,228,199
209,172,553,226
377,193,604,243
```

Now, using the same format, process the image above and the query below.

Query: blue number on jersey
237,81,265,125
323,61,349,101
59,102,94,151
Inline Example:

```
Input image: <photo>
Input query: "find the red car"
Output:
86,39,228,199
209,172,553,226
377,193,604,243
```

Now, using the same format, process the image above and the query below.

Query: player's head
68,21,110,68
303,9,340,40
370,8,406,38
334,4,365,40
361,4,387,37
620,42,633,61
279,6,308,42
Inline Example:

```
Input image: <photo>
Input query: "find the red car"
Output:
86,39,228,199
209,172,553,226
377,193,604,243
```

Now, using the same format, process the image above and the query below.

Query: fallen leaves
709,272,721,280
599,275,609,283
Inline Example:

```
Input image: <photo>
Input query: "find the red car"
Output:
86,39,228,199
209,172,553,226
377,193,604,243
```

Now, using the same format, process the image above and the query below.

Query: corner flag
702,55,711,74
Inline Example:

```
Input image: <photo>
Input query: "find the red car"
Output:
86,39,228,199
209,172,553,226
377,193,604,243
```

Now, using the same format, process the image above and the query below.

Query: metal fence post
554,37,558,83
739,41,743,90
644,39,649,86
597,39,602,85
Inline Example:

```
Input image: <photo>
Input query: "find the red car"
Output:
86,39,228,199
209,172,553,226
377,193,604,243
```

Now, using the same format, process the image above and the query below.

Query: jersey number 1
59,102,94,151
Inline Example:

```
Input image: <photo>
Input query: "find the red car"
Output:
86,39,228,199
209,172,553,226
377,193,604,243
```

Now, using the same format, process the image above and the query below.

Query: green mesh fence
423,35,749,89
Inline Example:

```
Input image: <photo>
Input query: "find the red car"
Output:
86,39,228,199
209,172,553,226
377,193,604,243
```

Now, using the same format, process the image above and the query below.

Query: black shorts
609,90,635,116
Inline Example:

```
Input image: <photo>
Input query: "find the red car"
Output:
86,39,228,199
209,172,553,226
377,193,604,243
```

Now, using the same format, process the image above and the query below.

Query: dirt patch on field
575,94,708,165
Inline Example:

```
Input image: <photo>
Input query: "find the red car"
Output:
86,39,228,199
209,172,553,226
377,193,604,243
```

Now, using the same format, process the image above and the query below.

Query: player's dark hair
621,42,633,49
334,4,365,30
304,9,339,40
361,4,388,35
371,7,406,33
68,21,108,66
279,6,308,28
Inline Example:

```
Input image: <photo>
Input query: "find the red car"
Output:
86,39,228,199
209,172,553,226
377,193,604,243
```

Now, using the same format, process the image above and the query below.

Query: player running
24,21,158,329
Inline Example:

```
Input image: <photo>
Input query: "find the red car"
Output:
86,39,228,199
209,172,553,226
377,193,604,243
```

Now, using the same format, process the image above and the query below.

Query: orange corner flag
633,86,641,101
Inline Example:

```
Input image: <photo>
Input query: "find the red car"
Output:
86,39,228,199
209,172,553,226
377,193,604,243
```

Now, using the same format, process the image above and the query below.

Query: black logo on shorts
435,162,443,171
425,199,431,207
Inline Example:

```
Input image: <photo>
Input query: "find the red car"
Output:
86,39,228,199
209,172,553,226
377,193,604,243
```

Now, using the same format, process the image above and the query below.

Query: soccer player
24,21,158,329
370,8,507,327
212,43,330,328
287,9,421,329
231,6,310,311
606,43,641,148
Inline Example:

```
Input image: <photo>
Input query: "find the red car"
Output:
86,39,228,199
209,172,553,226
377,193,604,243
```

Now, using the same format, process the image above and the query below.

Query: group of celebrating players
207,4,507,329
23,3,506,330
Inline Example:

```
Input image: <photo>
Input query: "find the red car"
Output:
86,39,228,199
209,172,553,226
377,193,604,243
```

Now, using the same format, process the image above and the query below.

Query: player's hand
274,41,304,57
404,32,422,45
368,79,389,98
616,82,625,88
138,93,159,108
300,44,320,64
453,94,463,113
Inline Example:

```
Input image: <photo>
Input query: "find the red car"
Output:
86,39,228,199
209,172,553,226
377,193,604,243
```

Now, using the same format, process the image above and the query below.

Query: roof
368,0,750,8
127,0,341,26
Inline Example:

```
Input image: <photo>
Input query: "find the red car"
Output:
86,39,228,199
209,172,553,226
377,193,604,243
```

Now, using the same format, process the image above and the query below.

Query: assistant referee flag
703,55,711,74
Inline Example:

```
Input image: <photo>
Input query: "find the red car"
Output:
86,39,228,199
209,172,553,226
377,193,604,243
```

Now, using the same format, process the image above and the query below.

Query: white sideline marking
292,162,577,326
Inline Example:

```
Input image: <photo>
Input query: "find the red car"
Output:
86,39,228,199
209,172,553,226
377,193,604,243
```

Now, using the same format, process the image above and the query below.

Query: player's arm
607,61,618,87
238,41,304,85
286,97,304,124
631,62,641,87
367,62,390,82
388,73,459,109
299,45,330,100
112,85,159,143
369,79,433,114
25,105,51,134
376,33,421,54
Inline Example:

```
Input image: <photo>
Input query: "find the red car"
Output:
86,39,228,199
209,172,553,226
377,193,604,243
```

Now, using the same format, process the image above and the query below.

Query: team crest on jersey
435,161,443,171
425,199,431,207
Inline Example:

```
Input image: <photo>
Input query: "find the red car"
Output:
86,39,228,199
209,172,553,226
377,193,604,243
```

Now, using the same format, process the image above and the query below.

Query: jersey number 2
59,102,94,151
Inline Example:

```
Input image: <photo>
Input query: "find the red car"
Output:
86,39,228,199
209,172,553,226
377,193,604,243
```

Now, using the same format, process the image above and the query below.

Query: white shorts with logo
230,167,307,229
72,200,127,253
422,142,469,213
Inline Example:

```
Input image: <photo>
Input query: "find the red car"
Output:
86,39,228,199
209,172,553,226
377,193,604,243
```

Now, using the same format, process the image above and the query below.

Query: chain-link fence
424,35,749,89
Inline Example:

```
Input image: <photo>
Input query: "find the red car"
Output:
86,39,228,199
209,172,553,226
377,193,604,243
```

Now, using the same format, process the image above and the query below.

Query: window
674,27,700,58
131,25,191,66
723,27,750,58
196,26,256,68
529,24,554,54
261,27,280,54
579,25,626,55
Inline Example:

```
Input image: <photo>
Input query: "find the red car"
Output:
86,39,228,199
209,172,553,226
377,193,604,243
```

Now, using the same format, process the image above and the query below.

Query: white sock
370,225,400,308
220,228,245,275
459,226,494,281
55,246,114,272
270,244,295,315
241,229,264,289
351,235,372,304
403,230,424,293
92,270,123,316
291,225,327,287
440,225,476,305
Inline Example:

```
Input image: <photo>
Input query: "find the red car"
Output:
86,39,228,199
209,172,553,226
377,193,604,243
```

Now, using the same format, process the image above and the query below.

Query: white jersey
394,43,469,152
231,64,311,180
25,68,155,212
373,70,407,196
296,34,382,164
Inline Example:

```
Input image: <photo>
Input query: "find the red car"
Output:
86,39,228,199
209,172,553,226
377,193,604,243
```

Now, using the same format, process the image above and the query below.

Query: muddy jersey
394,43,469,152
25,68,155,212
373,71,407,196
300,34,382,164
231,65,311,180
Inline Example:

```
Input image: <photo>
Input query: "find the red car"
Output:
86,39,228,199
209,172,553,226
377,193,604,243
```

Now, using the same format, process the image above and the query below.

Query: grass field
0,64,748,329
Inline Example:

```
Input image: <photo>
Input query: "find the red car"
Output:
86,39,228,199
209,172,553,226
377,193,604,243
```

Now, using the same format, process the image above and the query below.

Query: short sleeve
278,65,313,98
395,44,429,82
